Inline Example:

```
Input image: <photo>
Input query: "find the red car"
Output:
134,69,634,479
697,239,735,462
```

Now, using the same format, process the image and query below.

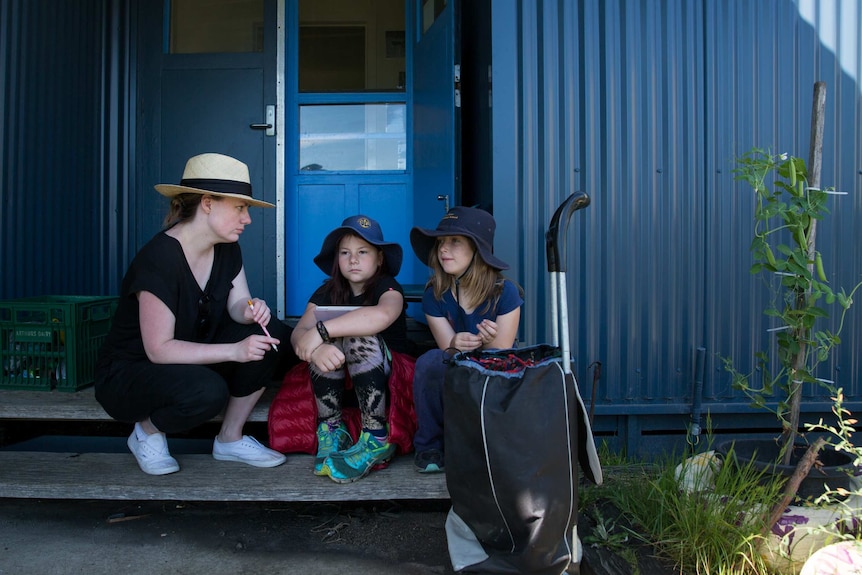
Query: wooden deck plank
0,451,448,502
0,387,273,422
0,360,446,504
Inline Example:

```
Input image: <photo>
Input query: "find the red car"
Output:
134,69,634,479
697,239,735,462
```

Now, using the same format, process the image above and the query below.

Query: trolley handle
545,191,590,273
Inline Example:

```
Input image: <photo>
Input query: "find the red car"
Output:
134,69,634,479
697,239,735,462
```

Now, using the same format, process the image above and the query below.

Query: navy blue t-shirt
422,279,523,334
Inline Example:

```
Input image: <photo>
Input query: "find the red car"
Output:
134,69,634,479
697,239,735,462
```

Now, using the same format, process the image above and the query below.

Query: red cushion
268,351,417,455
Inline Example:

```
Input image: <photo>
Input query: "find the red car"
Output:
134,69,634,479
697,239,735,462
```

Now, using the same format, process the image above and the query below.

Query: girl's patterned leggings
309,335,390,432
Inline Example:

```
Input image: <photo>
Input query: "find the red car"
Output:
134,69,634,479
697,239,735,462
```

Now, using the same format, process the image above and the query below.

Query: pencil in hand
247,300,279,352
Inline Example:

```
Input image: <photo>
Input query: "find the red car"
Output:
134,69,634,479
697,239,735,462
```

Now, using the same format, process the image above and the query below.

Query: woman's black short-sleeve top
99,232,242,362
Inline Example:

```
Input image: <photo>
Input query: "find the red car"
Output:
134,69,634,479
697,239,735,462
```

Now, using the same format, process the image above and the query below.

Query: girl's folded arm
426,315,457,351
323,290,404,338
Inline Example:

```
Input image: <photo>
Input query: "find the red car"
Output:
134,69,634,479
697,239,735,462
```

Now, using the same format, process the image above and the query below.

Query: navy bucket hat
410,206,509,270
314,215,403,276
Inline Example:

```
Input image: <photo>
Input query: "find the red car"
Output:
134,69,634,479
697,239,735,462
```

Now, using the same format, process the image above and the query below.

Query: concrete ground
0,493,685,575
0,497,454,575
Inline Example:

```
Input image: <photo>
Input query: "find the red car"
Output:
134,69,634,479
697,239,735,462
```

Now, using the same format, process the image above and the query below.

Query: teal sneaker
314,421,352,476
321,430,395,484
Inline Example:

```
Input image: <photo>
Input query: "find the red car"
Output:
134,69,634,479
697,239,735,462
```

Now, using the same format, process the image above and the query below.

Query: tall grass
583,444,786,575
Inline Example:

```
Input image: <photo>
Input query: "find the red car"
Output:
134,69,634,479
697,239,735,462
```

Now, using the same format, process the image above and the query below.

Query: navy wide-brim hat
410,206,509,270
314,215,403,276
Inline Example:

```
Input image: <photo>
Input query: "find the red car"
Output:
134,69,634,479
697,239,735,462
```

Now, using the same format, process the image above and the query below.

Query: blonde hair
427,239,505,314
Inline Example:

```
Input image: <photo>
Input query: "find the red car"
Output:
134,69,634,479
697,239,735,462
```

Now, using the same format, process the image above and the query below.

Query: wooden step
0,386,273,422
0,451,448,501
0,367,448,504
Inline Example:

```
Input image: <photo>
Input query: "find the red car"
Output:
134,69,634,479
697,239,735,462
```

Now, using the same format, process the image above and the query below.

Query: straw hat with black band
155,153,274,208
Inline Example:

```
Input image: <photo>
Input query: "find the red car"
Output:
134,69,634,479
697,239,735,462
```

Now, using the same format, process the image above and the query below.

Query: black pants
95,319,296,434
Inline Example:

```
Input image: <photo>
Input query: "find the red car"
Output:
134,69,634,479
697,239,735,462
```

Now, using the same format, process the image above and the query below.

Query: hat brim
155,184,274,209
314,226,403,276
410,228,509,270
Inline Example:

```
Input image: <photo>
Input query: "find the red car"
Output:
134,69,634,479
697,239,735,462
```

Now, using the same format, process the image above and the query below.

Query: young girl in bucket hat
289,215,411,483
410,206,524,473
95,153,298,476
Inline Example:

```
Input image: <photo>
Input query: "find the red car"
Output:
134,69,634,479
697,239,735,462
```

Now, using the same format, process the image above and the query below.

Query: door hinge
454,64,461,108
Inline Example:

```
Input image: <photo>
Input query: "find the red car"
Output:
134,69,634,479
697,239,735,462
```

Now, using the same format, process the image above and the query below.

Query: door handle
250,105,276,136
437,194,450,212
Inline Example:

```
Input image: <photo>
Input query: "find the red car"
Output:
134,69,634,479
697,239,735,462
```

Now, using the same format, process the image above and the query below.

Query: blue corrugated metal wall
702,0,862,408
491,0,862,453
0,0,131,300
3,0,861,456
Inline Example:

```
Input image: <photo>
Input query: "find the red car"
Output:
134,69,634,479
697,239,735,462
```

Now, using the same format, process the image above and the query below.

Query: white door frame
275,0,287,317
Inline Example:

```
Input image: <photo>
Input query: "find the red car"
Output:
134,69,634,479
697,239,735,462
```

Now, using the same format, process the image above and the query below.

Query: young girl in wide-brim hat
409,206,524,473
290,214,411,483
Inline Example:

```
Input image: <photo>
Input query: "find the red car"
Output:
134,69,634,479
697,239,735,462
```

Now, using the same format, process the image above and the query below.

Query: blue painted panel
289,184,350,310
284,2,417,317
413,0,459,232
357,183,415,287
159,67,272,300
491,0,862,428
702,0,862,405
6,0,862,457
0,0,119,300
287,181,411,313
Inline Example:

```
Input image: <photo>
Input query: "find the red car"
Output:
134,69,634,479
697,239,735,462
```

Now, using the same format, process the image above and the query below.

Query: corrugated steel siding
700,0,862,407
493,0,862,420
0,0,126,300
2,0,860,442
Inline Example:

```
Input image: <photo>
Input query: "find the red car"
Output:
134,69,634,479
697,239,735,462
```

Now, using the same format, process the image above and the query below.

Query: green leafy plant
725,148,860,464
583,446,782,575
807,390,862,513
582,502,640,570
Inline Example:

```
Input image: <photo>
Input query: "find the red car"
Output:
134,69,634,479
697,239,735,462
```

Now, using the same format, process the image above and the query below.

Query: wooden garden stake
763,436,826,537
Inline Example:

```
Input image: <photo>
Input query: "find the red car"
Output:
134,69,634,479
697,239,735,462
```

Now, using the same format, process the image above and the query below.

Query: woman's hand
309,343,345,373
235,334,278,362
245,297,272,326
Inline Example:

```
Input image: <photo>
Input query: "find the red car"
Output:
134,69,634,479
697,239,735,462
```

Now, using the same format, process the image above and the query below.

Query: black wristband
316,320,331,343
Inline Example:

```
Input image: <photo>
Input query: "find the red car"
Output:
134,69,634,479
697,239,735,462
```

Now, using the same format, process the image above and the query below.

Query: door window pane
421,0,447,34
300,104,406,171
299,0,405,92
169,0,264,54
299,27,366,91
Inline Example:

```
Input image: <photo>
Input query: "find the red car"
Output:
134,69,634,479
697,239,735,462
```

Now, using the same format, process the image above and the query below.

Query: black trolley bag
443,193,603,574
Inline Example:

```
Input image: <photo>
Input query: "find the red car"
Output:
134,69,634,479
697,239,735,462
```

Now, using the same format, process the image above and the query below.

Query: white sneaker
212,435,286,468
127,427,180,476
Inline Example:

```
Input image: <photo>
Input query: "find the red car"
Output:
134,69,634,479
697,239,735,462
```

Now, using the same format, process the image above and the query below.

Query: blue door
413,0,461,232
283,0,460,317
139,0,280,306
139,1,460,318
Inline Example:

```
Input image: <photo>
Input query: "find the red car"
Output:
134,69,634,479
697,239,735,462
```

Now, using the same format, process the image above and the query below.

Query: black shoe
414,449,444,473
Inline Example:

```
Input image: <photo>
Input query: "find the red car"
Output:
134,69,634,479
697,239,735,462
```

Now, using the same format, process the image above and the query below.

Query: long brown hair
322,232,390,305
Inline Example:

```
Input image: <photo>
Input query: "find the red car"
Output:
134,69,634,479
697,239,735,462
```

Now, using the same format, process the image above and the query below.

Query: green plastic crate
0,296,118,392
